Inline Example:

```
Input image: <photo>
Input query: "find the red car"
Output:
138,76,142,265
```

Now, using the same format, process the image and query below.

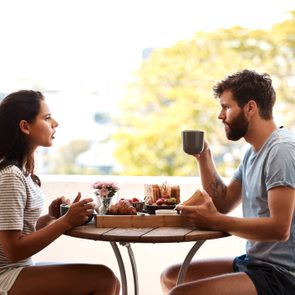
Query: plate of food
144,182,180,214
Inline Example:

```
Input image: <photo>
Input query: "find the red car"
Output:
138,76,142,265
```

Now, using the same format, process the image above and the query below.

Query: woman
0,90,120,295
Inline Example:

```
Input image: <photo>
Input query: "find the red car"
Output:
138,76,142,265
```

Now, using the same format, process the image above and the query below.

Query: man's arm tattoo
209,173,226,200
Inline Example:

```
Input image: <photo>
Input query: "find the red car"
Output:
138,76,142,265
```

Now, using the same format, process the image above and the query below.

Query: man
161,69,295,295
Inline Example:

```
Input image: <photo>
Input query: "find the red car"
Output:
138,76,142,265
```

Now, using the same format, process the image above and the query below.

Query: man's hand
194,140,210,159
177,190,221,229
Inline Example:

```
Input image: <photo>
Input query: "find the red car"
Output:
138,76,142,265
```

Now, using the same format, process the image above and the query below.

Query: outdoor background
1,1,295,294
1,0,295,177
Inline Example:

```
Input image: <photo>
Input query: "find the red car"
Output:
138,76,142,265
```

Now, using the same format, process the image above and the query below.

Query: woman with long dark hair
0,90,120,295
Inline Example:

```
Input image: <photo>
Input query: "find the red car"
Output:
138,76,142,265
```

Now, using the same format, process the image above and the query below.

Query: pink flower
92,181,119,198
99,187,109,197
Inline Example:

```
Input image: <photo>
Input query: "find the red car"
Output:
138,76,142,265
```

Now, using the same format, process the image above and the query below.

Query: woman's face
21,99,58,149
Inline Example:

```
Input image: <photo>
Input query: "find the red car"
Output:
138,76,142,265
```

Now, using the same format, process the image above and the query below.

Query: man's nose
218,110,225,120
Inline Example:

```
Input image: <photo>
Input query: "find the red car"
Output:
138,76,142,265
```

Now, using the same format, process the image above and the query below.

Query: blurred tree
268,11,295,126
113,11,295,176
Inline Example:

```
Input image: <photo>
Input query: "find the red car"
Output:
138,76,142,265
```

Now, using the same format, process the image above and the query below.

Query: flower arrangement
92,181,119,198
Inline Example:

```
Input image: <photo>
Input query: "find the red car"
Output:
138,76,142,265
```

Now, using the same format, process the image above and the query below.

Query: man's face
218,90,249,141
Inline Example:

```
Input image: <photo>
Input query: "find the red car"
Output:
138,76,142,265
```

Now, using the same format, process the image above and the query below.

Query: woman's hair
213,69,276,120
0,90,44,185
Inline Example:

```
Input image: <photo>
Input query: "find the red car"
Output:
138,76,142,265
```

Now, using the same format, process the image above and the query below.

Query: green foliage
113,12,295,176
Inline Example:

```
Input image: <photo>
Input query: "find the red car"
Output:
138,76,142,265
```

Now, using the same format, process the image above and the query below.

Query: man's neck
244,119,277,152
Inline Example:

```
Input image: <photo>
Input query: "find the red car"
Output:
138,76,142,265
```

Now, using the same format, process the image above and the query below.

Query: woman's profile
0,90,120,295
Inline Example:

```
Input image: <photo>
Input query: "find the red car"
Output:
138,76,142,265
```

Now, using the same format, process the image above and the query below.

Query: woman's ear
19,120,30,135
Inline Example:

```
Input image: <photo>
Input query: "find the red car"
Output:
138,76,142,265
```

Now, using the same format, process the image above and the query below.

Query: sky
0,0,295,147
0,0,294,92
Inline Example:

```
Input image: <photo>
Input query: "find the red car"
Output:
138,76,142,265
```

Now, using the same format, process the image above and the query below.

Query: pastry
107,199,137,215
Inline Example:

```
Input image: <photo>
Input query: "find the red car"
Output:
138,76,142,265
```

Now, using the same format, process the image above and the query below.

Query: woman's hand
176,190,221,230
60,193,95,228
48,196,70,219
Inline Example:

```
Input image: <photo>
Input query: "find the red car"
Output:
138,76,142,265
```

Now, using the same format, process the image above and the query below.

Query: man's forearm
196,149,227,209
212,214,289,241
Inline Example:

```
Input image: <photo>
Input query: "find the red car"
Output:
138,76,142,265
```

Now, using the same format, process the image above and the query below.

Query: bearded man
161,69,295,295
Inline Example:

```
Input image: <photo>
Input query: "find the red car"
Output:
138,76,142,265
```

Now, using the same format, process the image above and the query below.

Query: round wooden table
65,221,229,295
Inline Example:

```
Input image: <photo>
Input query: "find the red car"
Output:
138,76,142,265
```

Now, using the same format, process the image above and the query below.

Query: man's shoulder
277,127,295,141
267,128,295,151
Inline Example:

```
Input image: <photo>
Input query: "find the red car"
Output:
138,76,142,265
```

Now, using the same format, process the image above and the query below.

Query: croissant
107,199,137,215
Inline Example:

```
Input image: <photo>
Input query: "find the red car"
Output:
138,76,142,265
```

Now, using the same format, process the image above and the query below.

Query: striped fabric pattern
0,165,44,274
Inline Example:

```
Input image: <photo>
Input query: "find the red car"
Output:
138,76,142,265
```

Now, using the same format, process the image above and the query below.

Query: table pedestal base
176,240,205,285
111,240,206,295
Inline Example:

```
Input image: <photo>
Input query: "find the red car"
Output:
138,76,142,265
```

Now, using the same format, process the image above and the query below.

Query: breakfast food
126,198,144,212
107,199,137,215
144,182,180,205
155,196,177,206
182,189,205,206
127,197,140,203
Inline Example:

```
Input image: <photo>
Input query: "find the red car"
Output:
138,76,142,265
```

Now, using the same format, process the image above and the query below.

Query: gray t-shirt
0,165,44,274
233,127,295,269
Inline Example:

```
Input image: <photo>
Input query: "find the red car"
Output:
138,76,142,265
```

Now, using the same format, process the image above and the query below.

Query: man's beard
224,110,248,141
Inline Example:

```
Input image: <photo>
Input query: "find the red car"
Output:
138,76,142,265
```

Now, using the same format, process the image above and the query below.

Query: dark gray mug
60,203,70,217
182,130,204,155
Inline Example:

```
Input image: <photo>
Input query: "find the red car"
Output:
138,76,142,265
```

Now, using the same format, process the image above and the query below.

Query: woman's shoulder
0,164,25,178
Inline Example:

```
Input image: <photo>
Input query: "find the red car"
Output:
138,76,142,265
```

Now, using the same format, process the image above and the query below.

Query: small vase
98,196,113,215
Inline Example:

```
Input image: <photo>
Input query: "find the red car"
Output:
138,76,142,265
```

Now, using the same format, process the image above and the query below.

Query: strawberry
156,198,165,205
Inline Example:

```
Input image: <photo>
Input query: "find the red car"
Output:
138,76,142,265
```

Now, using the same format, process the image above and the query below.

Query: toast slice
182,189,205,206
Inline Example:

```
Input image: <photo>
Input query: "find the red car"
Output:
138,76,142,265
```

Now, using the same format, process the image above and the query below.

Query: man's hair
213,69,276,120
